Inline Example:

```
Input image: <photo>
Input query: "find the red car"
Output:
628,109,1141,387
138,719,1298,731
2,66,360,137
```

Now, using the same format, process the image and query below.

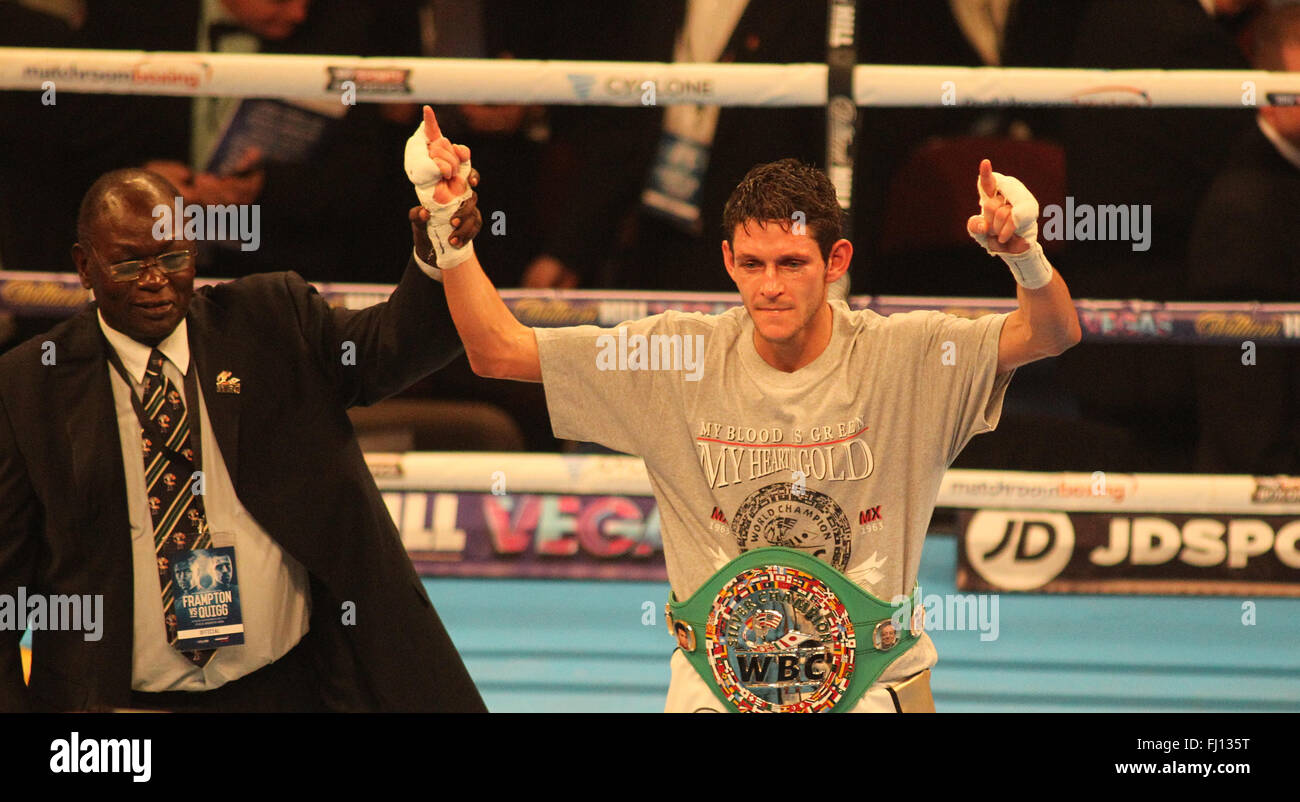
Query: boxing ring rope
0,46,1296,106
370,452,1300,515
1,271,1298,345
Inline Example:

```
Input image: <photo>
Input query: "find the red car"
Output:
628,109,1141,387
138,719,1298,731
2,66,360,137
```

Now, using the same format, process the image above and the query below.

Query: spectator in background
1198,0,1268,38
852,0,1029,298
413,0,552,287
525,0,827,292
0,0,93,276
1001,0,1251,304
1189,4,1300,474
852,1,1259,472
70,0,399,282
1006,0,1255,471
0,0,100,351
356,1,561,453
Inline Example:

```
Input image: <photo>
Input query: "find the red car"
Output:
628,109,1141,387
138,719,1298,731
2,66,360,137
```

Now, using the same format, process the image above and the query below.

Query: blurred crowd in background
1,0,1298,475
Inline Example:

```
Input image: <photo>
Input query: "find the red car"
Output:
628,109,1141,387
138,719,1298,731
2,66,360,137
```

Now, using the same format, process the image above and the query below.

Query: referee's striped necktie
141,348,214,668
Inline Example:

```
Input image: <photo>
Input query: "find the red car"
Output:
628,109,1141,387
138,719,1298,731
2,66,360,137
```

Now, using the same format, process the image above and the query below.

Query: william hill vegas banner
385,490,665,580
957,510,1300,597
371,453,666,580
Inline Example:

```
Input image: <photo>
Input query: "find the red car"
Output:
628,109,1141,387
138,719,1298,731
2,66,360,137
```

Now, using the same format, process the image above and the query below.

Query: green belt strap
667,547,923,713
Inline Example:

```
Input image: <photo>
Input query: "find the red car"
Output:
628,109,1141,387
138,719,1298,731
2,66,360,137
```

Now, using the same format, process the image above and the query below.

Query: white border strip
176,624,242,639
0,48,1294,107
366,453,1300,515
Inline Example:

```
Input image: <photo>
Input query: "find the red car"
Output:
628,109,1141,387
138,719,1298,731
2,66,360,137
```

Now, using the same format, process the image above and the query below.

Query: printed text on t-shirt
695,417,873,489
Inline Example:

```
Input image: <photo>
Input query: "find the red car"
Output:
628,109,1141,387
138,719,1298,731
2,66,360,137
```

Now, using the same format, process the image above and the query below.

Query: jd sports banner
957,510,1300,597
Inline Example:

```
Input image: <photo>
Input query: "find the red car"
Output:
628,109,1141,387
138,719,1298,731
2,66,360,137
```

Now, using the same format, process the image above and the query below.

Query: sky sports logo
50,733,151,782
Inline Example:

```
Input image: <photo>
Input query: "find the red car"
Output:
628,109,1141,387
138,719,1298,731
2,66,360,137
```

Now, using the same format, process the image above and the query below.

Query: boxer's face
723,220,850,348
74,202,195,347
213,557,233,582
221,0,311,41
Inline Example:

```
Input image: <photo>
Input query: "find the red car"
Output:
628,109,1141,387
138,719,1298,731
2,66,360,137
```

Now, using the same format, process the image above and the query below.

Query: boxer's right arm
406,106,541,382
428,218,541,382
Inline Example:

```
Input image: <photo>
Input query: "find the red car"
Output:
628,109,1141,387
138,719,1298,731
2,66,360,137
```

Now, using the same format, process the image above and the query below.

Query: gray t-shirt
535,300,1013,681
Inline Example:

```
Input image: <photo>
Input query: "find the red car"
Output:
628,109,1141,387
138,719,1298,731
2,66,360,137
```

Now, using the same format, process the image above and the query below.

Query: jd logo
965,511,1074,590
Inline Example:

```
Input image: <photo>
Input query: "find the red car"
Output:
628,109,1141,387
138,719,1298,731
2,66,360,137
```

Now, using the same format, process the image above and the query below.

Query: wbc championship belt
666,547,923,713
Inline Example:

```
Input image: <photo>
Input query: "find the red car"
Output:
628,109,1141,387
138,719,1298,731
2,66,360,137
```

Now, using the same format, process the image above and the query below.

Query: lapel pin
215,370,241,394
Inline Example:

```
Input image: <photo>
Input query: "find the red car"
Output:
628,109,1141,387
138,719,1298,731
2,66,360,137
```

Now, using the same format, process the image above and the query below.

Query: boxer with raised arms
406,106,1081,712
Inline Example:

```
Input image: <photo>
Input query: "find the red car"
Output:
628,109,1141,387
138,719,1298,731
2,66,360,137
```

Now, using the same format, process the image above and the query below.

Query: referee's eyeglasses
88,244,196,283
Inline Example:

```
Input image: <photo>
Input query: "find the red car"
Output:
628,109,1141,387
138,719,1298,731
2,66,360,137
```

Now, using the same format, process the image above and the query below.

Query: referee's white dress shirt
99,313,311,692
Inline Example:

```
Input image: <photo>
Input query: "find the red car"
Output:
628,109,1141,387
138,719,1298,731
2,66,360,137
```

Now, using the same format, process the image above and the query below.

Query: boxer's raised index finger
979,159,997,197
422,105,443,142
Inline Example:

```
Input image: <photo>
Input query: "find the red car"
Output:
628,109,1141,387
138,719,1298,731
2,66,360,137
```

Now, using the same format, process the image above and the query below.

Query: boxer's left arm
966,159,1082,374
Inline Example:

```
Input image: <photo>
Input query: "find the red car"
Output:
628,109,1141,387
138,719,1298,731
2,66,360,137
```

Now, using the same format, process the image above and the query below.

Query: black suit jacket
0,260,487,712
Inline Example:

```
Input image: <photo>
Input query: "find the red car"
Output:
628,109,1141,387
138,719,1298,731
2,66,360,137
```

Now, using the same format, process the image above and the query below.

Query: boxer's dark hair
723,158,842,261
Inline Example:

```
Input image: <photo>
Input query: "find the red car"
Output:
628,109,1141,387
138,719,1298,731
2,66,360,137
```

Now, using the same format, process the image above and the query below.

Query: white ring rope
369,453,1300,514
0,46,1292,107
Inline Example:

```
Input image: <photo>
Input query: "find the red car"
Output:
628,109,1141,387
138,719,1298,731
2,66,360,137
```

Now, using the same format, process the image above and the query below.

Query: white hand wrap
969,170,1053,290
405,124,475,269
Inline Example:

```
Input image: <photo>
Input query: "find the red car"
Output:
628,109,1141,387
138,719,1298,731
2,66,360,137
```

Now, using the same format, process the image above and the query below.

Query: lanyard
103,342,205,476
